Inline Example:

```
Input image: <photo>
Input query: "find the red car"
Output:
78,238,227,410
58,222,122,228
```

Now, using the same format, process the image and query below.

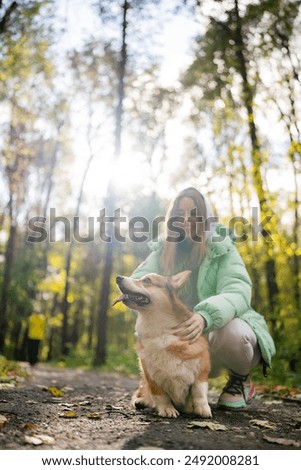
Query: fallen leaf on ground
187,421,228,431
34,434,55,444
62,386,74,392
104,404,122,410
263,434,300,448
60,403,78,408
249,419,277,430
79,400,92,406
59,411,78,418
48,386,65,397
21,422,36,431
0,415,8,429
262,399,283,405
86,412,102,420
24,434,55,445
24,435,43,446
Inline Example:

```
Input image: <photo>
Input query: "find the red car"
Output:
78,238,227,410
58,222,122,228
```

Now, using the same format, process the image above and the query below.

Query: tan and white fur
113,271,212,419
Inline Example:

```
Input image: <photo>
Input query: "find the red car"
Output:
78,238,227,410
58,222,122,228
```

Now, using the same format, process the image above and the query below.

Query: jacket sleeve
194,247,253,333
131,250,161,279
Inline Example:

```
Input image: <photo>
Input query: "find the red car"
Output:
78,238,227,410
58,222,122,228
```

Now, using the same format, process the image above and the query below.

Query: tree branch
0,1,18,35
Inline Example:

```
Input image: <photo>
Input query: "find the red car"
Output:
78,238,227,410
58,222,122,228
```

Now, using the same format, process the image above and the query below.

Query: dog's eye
143,277,152,285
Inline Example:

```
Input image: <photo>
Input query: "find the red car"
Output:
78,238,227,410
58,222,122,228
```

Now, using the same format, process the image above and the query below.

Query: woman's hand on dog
173,313,206,344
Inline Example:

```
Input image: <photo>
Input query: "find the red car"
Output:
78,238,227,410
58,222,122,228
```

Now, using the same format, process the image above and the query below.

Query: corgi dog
113,271,212,419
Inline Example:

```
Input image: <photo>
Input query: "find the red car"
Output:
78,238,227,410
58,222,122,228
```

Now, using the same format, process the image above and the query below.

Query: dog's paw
194,404,212,418
133,397,147,410
157,406,179,418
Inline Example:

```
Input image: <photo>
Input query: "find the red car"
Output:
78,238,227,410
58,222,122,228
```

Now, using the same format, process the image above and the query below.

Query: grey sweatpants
208,318,261,377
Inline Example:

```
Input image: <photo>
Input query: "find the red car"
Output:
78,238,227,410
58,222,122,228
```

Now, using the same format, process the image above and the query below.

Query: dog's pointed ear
169,270,192,290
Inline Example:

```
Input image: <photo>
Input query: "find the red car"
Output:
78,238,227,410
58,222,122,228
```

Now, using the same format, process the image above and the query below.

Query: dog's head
112,271,191,311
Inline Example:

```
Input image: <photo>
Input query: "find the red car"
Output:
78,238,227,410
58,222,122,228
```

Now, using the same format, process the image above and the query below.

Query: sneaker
217,370,255,410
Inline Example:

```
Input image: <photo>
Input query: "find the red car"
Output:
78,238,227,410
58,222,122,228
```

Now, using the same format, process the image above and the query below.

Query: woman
132,187,275,410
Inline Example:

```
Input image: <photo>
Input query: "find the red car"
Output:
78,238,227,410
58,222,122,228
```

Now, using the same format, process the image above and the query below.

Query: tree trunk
292,158,300,310
60,104,95,356
11,319,22,360
233,0,279,321
0,211,16,352
0,1,18,34
47,293,59,361
70,302,82,347
285,43,301,311
41,135,61,272
94,231,114,365
94,0,129,366
270,51,301,311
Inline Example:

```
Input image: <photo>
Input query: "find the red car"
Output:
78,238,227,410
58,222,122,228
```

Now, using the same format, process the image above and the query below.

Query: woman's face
176,197,197,240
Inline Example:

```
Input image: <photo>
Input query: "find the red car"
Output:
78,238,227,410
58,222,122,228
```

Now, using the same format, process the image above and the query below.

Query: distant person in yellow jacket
27,312,46,366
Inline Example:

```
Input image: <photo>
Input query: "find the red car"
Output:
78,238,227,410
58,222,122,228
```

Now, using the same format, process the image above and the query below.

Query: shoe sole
217,385,256,410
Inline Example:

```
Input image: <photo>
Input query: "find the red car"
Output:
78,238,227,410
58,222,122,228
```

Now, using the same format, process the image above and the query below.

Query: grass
50,345,140,376
0,355,28,384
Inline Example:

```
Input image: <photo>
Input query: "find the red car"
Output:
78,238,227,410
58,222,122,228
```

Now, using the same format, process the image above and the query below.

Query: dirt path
0,364,300,450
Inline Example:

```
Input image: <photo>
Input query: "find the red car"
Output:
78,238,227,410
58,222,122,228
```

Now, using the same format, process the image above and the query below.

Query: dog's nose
116,276,124,284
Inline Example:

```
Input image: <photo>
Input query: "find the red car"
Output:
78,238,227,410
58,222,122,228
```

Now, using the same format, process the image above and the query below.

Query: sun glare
71,131,156,211
110,150,151,195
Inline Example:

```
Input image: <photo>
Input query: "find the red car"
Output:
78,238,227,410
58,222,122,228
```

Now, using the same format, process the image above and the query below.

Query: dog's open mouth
112,288,150,307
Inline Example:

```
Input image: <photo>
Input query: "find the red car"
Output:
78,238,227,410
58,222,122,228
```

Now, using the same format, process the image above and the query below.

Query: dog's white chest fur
137,333,200,406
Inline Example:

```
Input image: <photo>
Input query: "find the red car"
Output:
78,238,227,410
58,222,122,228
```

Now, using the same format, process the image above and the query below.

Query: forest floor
0,364,301,452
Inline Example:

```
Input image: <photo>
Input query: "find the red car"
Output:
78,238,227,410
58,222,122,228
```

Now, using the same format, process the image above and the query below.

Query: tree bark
0,1,18,34
61,103,95,355
232,0,279,319
0,206,16,351
94,0,129,366
47,293,59,361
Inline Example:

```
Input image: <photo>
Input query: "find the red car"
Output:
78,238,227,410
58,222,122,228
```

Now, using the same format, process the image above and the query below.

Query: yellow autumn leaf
86,412,102,420
48,386,65,397
59,411,78,418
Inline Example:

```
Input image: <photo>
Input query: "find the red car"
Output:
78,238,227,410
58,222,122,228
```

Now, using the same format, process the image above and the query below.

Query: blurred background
0,0,300,385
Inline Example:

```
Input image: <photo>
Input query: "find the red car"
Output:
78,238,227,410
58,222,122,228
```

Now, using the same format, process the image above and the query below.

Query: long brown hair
160,187,207,275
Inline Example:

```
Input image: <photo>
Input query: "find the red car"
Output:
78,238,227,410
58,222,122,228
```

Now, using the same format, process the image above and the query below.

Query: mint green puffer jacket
132,224,276,369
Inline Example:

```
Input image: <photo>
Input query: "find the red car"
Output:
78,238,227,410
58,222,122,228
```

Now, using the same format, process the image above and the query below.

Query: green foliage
0,355,28,383
99,345,140,376
51,344,139,376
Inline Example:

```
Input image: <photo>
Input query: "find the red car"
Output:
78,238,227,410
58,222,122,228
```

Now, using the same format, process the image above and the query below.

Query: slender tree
94,0,129,366
0,0,18,35
61,98,96,355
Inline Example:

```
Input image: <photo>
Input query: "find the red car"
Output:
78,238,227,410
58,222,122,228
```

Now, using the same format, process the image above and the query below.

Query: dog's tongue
112,294,125,307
